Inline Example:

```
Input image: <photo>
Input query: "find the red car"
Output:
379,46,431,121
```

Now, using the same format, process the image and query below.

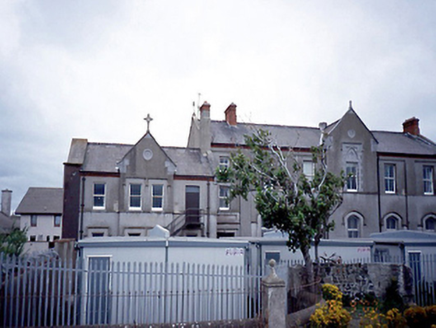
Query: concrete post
262,259,286,328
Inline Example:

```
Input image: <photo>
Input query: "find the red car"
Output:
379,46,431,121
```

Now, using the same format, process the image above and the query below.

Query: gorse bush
322,283,342,302
403,305,436,328
385,308,406,328
310,284,351,328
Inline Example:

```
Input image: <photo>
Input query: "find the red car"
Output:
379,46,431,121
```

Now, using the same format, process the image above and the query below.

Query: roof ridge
163,146,201,151
28,187,63,190
88,142,133,146
211,120,320,130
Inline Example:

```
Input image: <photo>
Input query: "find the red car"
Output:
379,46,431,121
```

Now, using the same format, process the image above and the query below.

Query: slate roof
163,147,213,176
210,120,436,156
82,143,131,172
78,142,213,177
15,188,63,214
210,121,321,148
373,131,436,156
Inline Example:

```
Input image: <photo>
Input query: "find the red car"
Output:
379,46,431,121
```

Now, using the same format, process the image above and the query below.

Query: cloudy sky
1,0,436,211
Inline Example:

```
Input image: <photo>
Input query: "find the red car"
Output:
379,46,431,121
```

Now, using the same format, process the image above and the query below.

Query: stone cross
144,113,153,133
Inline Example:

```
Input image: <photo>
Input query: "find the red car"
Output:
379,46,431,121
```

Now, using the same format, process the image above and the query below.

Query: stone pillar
262,259,286,328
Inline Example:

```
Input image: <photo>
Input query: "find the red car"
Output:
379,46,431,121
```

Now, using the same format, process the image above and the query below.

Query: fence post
262,259,286,328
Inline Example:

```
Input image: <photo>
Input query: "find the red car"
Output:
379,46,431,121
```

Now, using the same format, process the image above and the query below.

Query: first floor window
54,215,61,227
386,216,398,230
347,215,360,238
152,184,164,210
93,183,106,208
219,186,230,210
346,163,358,191
423,166,434,195
303,161,314,182
31,215,37,227
129,184,142,209
384,164,396,193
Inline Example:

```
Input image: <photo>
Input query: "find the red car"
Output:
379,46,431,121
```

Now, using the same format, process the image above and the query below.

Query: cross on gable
144,113,153,133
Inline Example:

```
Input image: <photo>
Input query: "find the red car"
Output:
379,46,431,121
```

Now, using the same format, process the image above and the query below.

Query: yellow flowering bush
322,283,342,301
359,308,387,328
404,306,428,327
385,308,406,328
310,284,351,328
310,300,351,328
427,305,436,324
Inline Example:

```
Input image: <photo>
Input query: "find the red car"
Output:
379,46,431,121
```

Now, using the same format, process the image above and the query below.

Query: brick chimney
199,101,211,154
1,189,12,217
200,101,210,119
225,103,237,126
403,117,420,136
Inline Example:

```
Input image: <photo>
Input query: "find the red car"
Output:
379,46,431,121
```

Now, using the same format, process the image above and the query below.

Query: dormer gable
118,132,176,178
326,101,378,149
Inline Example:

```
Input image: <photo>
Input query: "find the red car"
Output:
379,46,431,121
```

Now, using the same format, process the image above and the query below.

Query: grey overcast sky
1,0,436,212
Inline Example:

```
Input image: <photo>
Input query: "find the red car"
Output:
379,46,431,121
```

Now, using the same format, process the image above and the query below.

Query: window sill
93,207,106,211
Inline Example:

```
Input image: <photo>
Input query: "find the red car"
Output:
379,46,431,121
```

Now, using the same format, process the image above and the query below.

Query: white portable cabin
76,236,252,325
77,236,249,267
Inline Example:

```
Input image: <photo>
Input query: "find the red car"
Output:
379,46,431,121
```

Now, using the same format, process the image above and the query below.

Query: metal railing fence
0,253,262,327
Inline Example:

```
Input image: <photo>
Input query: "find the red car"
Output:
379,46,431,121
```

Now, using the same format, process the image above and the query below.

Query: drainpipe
79,176,86,240
376,154,382,232
206,180,210,237
404,162,409,229
165,238,169,263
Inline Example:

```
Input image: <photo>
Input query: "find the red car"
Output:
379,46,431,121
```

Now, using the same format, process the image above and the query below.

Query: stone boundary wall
319,263,413,301
288,262,414,305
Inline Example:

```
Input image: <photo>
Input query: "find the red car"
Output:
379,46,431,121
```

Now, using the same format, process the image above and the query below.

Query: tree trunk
301,246,316,293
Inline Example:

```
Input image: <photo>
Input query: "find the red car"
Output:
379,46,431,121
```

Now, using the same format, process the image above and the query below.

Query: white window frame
424,215,436,232
87,227,109,237
124,227,146,237
129,183,142,210
345,213,362,238
385,215,400,231
423,166,434,195
303,161,314,182
93,183,106,209
219,186,230,210
151,184,164,211
384,164,396,194
54,215,61,227
30,214,37,227
219,156,230,170
346,162,358,192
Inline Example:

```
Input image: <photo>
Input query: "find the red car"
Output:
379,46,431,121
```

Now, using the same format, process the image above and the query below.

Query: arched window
347,215,360,238
384,214,401,231
424,216,436,232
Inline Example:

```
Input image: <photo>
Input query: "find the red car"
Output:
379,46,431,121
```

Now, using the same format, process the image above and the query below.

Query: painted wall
20,214,62,242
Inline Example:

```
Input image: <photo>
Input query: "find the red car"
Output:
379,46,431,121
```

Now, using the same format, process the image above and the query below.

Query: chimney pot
200,101,210,111
200,101,210,119
403,117,420,136
319,122,327,131
225,103,237,126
